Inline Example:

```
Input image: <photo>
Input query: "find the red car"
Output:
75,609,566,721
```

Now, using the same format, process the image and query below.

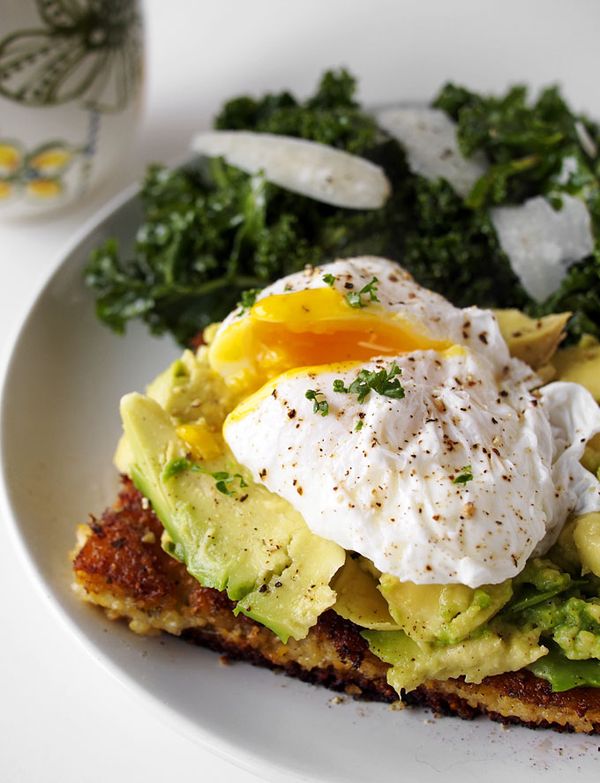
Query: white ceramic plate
2,181,600,783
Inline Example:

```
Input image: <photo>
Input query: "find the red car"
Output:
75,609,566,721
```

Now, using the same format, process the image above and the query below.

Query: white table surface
2,2,600,781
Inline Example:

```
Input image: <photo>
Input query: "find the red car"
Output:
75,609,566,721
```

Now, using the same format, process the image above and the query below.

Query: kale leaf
85,71,600,345
434,83,599,208
86,70,392,345
215,68,378,155
434,81,600,339
85,161,304,344
538,251,600,341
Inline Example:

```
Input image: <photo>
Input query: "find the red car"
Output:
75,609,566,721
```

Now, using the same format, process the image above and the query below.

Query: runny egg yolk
176,421,222,460
209,287,452,396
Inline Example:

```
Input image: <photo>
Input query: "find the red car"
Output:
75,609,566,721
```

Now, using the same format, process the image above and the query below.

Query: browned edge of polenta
71,477,600,734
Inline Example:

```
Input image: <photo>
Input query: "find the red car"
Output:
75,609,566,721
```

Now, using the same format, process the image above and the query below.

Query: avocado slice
553,334,600,402
145,349,238,428
363,623,547,694
115,348,236,475
573,513,600,578
121,392,345,642
332,555,401,630
493,309,570,370
378,575,513,644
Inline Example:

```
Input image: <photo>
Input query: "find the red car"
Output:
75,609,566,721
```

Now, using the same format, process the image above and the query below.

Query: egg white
219,258,600,586
212,256,529,383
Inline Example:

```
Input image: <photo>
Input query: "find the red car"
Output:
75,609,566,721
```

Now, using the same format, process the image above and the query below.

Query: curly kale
434,81,600,339
86,162,322,344
87,70,392,344
215,68,379,155
434,83,600,209
538,252,600,341
86,70,600,345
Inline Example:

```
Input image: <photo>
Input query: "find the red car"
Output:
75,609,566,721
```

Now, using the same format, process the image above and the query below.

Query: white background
2,1,600,781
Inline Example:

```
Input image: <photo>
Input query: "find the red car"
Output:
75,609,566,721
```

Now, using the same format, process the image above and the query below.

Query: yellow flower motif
26,179,63,199
0,142,22,176
28,147,73,178
0,180,12,200
0,139,79,203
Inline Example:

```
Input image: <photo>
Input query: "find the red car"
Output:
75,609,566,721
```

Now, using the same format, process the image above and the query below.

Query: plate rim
0,180,317,783
3,171,600,783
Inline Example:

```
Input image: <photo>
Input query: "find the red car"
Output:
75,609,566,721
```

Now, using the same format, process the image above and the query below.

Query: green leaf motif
0,0,142,112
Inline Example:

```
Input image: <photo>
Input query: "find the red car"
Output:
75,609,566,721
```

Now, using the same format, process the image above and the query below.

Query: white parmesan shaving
557,155,579,185
376,107,487,198
575,120,598,159
191,131,391,209
490,195,594,302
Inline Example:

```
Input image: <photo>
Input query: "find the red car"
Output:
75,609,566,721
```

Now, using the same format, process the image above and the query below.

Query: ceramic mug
0,0,144,218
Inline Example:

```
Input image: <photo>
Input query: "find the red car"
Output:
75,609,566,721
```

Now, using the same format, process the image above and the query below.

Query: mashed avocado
363,623,547,693
553,335,600,402
378,577,513,644
117,326,600,693
118,344,344,643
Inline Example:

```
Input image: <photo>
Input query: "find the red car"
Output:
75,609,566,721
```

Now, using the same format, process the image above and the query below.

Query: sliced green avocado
379,575,513,644
332,555,401,630
363,623,547,694
554,334,600,402
120,392,345,642
522,594,600,661
145,349,237,428
573,513,600,579
115,348,235,475
550,518,583,574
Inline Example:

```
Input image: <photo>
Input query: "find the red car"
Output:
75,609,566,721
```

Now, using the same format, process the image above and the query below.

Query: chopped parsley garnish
354,419,365,432
211,471,248,496
161,457,192,480
322,273,336,287
162,457,247,495
345,276,380,308
238,288,260,311
305,389,329,416
453,465,474,485
333,362,404,403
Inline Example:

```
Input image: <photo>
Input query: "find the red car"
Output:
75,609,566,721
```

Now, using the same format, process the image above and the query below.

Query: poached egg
208,257,600,587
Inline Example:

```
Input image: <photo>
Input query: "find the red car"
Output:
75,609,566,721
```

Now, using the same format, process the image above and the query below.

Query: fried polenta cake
72,477,600,734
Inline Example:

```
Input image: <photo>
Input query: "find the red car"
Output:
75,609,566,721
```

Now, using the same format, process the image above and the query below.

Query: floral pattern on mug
0,0,142,113
0,139,80,201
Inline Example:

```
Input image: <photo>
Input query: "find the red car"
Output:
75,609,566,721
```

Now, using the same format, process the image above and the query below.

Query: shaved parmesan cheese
376,107,487,198
557,155,579,185
376,107,594,301
191,131,390,210
491,195,594,302
575,121,598,159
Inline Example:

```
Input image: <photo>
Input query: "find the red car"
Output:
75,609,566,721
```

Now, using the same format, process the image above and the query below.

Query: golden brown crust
72,478,600,733
406,672,600,733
